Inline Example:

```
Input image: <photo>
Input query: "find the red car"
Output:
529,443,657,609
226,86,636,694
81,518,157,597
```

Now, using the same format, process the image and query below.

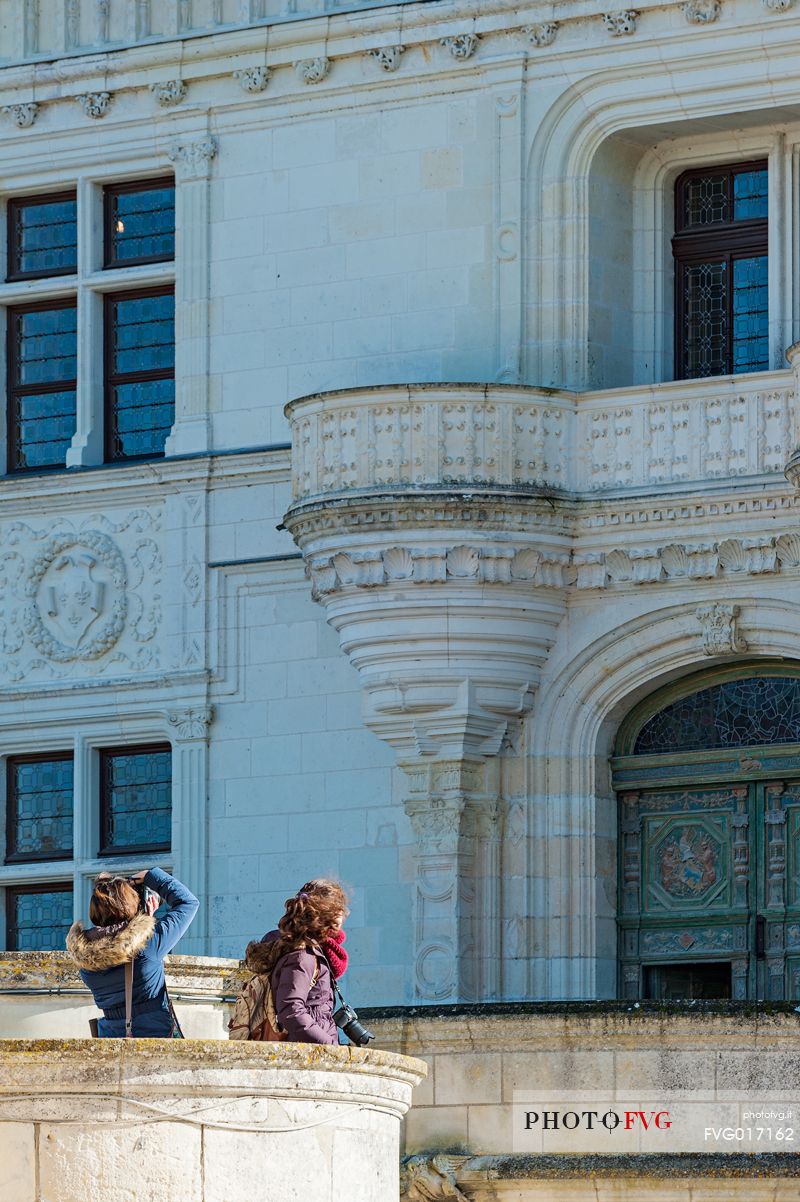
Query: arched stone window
612,666,800,1002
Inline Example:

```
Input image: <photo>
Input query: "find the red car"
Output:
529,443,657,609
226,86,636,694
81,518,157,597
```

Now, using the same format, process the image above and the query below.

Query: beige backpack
227,938,318,1041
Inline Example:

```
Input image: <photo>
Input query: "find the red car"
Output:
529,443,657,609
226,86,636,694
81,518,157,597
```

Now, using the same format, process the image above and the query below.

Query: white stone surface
0,1040,426,1202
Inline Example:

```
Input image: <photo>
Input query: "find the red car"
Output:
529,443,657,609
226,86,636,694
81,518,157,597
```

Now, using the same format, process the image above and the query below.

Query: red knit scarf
321,929,348,979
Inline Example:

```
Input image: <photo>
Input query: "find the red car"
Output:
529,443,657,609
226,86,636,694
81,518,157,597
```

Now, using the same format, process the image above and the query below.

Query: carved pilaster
168,705,212,953
731,787,750,910
765,783,787,909
403,758,500,1001
164,138,216,456
620,792,641,916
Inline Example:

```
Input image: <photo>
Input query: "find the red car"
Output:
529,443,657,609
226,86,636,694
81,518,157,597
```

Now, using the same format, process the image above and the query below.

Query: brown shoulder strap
124,960,134,1038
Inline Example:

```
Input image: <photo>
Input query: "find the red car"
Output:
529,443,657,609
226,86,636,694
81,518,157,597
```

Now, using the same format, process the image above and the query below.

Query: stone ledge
360,1000,800,1020
454,1153,800,1180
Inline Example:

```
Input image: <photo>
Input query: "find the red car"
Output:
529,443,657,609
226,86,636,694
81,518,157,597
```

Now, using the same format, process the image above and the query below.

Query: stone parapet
0,1038,426,1202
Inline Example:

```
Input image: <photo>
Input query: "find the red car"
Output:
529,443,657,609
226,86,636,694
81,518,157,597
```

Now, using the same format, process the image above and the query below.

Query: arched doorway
611,664,800,1001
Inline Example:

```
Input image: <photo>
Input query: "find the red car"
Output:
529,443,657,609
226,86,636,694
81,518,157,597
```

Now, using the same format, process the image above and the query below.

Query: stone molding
2,3,797,123
574,533,800,589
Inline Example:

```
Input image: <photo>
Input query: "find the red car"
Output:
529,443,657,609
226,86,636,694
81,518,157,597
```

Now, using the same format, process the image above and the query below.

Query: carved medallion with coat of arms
24,532,127,662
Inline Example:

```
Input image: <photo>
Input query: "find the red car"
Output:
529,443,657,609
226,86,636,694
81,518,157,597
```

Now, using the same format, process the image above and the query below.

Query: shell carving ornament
23,532,127,662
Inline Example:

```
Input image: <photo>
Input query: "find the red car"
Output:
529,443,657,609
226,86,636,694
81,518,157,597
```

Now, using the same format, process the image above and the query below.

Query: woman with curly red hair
247,878,349,1044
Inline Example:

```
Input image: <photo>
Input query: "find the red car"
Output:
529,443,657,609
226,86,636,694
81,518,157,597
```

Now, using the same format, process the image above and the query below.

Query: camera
128,878,158,913
333,1000,374,1047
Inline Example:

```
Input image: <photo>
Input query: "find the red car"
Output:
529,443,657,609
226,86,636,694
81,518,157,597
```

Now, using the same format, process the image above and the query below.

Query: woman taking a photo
247,878,349,1044
67,867,198,1038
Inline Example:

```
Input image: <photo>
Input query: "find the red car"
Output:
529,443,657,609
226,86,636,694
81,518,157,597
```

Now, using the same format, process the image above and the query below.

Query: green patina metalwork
612,663,800,1002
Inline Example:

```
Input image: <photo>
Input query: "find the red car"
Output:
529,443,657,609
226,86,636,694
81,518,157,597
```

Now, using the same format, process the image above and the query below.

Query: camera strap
124,960,134,1038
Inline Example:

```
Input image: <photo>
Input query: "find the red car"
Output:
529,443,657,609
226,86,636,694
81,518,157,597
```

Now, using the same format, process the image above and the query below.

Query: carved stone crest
150,80,187,107
440,34,479,59
602,10,639,34
695,602,747,655
369,45,405,72
2,102,39,128
294,58,330,85
75,91,113,118
24,532,127,662
233,66,271,92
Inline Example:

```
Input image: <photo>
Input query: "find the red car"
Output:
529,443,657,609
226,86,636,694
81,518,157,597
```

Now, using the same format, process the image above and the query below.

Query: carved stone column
282,384,572,999
164,136,217,457
167,705,213,953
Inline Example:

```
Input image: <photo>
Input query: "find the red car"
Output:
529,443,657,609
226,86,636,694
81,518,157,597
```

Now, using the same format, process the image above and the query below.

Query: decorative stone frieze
75,90,112,118
369,45,404,71
2,101,38,126
440,34,479,59
525,22,559,45
233,65,270,91
150,79,187,106
294,57,329,84
696,602,747,655
683,0,720,20
602,9,639,34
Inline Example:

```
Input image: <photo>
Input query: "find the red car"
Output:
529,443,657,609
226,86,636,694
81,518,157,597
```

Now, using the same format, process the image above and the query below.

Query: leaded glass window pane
674,161,768,380
733,168,768,221
683,173,728,228
105,289,175,463
634,676,800,754
682,261,727,378
8,303,77,473
100,745,171,854
7,193,77,280
6,755,73,862
7,885,73,951
732,254,768,373
105,179,175,267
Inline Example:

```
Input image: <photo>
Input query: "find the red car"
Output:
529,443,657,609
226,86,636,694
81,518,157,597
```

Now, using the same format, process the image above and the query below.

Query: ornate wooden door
613,668,800,1000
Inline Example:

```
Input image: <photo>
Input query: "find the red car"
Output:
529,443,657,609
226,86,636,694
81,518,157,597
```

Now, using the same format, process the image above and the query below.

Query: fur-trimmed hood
66,912,156,972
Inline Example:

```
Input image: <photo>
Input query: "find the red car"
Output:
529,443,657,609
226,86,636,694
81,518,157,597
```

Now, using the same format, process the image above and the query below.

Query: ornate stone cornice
233,65,270,91
75,90,113,118
602,9,639,34
2,101,38,126
294,57,329,84
525,22,559,45
440,34,480,59
369,45,404,71
573,533,800,589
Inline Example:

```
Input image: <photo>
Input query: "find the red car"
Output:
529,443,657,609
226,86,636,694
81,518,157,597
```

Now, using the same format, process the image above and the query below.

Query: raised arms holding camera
66,867,198,1038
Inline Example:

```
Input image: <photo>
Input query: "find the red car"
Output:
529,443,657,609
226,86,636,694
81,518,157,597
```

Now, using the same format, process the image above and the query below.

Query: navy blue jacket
67,868,199,1037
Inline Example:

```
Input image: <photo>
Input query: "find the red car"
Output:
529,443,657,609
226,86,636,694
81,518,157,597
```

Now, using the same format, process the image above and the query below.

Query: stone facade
0,0,799,1026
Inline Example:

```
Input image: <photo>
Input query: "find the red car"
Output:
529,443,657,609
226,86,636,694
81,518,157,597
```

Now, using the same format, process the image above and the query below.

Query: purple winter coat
262,929,338,1045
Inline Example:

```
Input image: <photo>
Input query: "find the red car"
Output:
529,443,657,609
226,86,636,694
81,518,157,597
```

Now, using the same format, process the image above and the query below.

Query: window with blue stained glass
7,884,73,951
6,754,73,862
99,744,171,855
674,161,768,380
104,287,175,462
7,192,77,280
8,300,77,472
633,676,800,755
104,178,175,267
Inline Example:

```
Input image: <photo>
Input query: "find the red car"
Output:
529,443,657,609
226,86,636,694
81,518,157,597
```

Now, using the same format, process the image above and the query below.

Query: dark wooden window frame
5,750,74,864
103,284,175,464
7,295,78,475
103,177,175,269
6,880,73,951
672,159,768,381
7,190,78,282
98,742,172,857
